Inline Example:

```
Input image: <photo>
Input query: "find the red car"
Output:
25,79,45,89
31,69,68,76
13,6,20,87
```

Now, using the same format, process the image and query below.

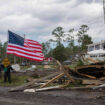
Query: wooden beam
40,73,64,88
35,86,61,92
56,60,75,82
99,77,105,81
76,65,102,70
76,72,96,79
87,57,98,63
66,66,96,79
82,80,104,85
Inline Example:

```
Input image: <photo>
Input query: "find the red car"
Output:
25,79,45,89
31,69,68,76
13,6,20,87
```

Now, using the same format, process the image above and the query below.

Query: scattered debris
12,64,20,71
35,86,61,92
24,89,35,92
9,59,105,93
9,71,62,92
92,84,105,90
26,65,36,71
44,65,51,69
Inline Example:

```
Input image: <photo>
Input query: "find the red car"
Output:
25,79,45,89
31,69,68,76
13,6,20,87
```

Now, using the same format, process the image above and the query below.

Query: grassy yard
0,73,29,86
20,66,30,70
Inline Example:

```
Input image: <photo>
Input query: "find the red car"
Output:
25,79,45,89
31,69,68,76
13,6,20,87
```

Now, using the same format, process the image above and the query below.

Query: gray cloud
0,0,104,43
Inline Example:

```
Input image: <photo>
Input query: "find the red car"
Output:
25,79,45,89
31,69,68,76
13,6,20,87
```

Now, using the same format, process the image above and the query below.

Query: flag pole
23,34,26,67
5,31,9,58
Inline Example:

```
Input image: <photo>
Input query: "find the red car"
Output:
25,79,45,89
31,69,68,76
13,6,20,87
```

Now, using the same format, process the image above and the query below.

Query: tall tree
77,25,93,50
50,26,64,46
52,44,67,62
65,28,75,49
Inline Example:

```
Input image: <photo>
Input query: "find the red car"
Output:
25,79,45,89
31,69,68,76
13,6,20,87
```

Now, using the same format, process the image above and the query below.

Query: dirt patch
0,86,105,105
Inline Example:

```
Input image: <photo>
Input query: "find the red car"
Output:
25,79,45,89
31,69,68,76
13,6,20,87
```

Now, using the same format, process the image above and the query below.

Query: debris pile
9,58,105,92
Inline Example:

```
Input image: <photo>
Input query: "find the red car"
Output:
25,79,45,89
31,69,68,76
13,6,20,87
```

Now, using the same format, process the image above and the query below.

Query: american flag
7,31,44,62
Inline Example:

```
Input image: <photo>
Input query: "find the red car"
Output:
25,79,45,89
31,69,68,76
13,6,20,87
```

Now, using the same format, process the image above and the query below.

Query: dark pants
4,72,11,83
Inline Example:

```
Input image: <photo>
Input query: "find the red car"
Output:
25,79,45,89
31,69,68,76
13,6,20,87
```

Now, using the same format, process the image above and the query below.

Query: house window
99,54,105,57
88,46,94,51
102,44,105,50
95,44,100,50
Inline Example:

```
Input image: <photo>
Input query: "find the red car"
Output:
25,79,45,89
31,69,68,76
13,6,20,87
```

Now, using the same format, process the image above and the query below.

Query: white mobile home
87,40,105,61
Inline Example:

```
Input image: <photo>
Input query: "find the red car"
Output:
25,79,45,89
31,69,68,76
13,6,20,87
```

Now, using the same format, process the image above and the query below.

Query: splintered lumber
10,71,62,92
24,86,61,93
99,77,105,81
40,73,64,88
76,72,96,79
82,80,104,85
24,89,35,93
87,57,98,63
75,63,105,78
64,66,96,79
92,84,105,90
56,60,75,82
35,86,61,92
65,87,92,91
76,65,102,70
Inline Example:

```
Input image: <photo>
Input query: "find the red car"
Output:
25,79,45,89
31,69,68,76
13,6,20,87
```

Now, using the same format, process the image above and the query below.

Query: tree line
42,24,93,62
0,24,93,64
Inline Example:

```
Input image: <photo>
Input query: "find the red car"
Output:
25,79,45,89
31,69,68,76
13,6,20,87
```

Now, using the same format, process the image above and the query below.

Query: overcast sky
0,0,104,43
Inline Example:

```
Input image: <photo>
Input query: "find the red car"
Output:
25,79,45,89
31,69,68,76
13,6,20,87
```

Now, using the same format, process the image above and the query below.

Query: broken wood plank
87,57,98,63
76,65,102,70
65,66,96,79
92,84,105,90
56,60,75,83
24,89,35,93
24,85,62,93
9,71,62,92
77,72,96,79
40,73,64,88
36,86,61,92
99,77,105,81
82,80,104,85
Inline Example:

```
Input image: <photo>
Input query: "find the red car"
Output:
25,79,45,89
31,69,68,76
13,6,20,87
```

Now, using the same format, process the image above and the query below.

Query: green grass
20,66,30,70
0,74,29,86
36,65,56,70
36,65,44,70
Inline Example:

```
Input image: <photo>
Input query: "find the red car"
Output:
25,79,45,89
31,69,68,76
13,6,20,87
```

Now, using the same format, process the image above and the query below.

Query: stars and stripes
7,31,44,62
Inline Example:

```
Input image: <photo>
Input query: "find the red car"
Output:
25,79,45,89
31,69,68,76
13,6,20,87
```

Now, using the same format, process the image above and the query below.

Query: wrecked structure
86,40,105,61
9,59,105,92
